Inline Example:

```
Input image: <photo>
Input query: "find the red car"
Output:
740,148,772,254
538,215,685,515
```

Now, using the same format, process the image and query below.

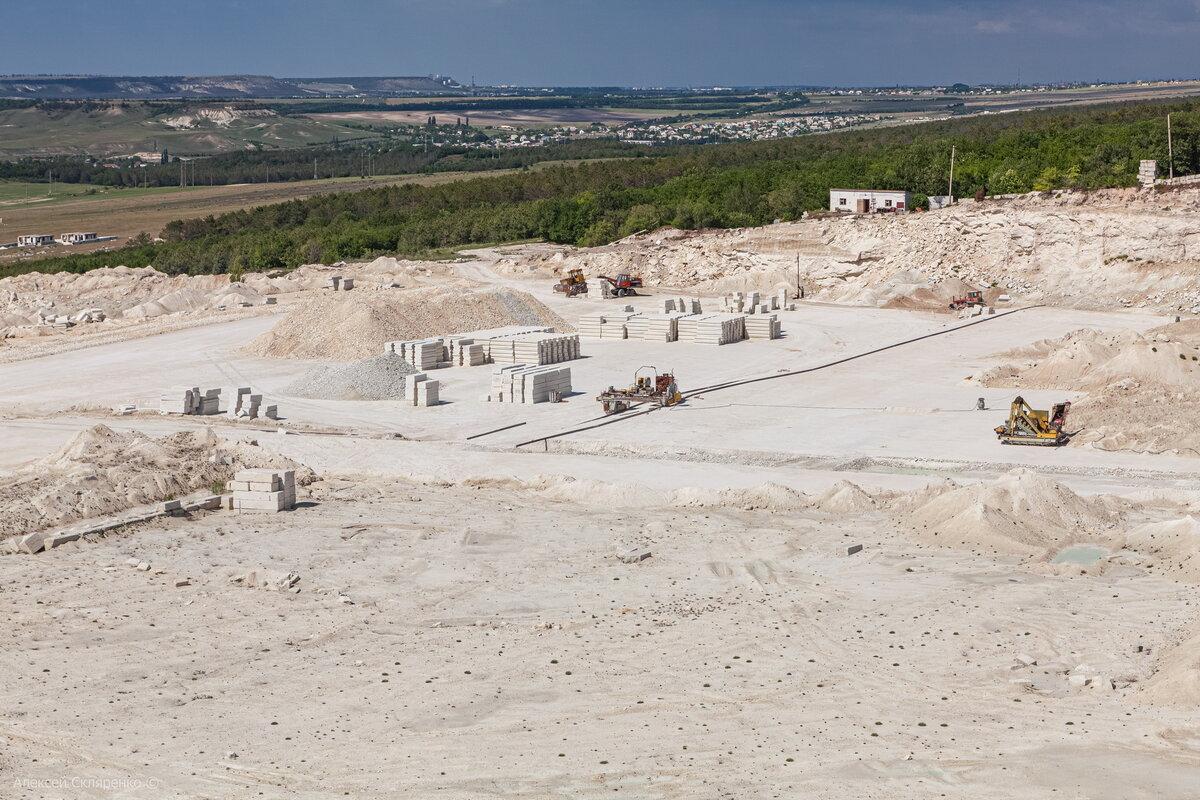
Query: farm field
0,171,502,259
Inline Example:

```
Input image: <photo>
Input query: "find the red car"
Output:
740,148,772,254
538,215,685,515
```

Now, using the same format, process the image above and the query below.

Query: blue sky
2,0,1199,86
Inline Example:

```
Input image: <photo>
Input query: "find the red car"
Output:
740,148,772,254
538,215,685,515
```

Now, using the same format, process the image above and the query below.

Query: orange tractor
949,290,985,311
597,273,643,298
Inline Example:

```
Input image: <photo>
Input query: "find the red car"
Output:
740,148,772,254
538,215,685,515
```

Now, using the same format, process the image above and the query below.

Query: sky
2,0,1199,87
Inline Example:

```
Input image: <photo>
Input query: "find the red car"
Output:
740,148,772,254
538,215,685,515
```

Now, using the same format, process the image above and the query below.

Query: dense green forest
0,139,663,188
6,98,1198,279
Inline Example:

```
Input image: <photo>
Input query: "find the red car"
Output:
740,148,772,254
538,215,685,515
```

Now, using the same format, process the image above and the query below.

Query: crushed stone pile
245,286,571,360
890,469,1126,555
0,424,309,539
496,186,1200,312
281,353,418,401
978,324,1200,456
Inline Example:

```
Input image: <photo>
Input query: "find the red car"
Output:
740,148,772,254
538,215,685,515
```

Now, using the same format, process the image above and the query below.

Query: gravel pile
281,353,418,401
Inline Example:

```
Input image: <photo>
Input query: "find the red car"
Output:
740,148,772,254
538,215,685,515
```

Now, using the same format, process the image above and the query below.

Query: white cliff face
499,187,1200,312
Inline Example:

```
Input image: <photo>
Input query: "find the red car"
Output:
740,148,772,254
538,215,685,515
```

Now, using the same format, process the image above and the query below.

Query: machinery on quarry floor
949,290,985,311
995,396,1072,446
553,268,588,297
597,273,643,298
597,367,682,414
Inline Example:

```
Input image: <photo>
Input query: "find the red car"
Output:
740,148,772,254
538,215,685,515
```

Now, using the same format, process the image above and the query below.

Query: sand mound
0,424,308,539
669,482,809,512
810,480,879,514
890,469,1124,555
978,325,1200,456
1120,516,1200,583
1143,632,1200,707
980,328,1200,391
281,354,417,401
245,286,571,360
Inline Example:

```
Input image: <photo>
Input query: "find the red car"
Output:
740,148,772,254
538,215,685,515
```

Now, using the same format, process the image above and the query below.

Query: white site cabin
829,189,911,213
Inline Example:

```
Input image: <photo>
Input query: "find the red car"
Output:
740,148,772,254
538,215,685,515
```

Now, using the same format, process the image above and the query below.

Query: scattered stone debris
618,547,652,564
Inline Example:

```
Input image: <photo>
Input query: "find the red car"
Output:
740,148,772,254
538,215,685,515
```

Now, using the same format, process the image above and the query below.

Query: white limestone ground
2,474,1199,799
5,192,1200,797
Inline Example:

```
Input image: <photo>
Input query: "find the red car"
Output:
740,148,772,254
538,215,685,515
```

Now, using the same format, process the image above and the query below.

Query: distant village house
829,189,911,213
17,234,55,247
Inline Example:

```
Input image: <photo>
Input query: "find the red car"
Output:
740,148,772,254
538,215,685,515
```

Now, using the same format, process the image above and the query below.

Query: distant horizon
4,1,1200,88
2,72,1199,92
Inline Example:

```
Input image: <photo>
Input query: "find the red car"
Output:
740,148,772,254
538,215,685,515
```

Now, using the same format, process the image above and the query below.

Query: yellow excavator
553,268,588,297
995,396,1071,446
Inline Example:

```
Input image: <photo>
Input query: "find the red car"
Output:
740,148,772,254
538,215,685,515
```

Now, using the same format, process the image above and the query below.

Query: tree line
5,98,1197,280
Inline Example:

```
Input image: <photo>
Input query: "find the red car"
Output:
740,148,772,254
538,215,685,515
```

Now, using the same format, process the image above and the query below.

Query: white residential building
17,234,55,247
829,189,911,213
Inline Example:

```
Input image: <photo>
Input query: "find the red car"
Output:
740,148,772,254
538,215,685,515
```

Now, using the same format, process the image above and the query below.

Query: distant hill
0,74,465,99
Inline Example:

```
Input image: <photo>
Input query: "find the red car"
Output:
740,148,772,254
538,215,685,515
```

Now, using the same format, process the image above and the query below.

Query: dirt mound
0,424,308,539
1142,632,1200,707
1120,516,1200,583
810,480,879,514
980,328,1200,391
978,324,1200,456
890,469,1124,555
669,482,809,512
281,354,417,401
245,286,570,360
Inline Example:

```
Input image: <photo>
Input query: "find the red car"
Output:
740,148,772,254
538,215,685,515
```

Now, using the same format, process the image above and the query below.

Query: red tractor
597,273,643,298
949,290,985,311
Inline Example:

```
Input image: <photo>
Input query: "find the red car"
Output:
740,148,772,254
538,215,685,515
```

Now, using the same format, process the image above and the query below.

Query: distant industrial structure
59,231,100,245
829,189,911,213
16,234,55,247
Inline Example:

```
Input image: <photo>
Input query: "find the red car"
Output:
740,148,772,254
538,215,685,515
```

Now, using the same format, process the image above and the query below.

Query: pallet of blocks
229,468,296,513
486,364,572,403
625,312,689,342
404,373,441,406
577,312,639,340
680,313,746,345
490,332,581,365
744,313,782,340
159,386,221,415
386,338,446,370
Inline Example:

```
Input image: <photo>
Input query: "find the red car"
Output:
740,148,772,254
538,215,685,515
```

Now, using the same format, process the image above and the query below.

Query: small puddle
1051,544,1109,566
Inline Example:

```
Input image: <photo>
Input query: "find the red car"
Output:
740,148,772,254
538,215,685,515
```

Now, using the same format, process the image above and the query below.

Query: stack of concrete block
160,386,223,415
625,312,690,342
404,373,440,406
388,338,446,370
226,387,251,416
416,379,440,406
578,312,639,339
487,365,572,403
324,275,353,291
490,332,580,365
682,313,746,345
229,468,296,513
745,313,782,340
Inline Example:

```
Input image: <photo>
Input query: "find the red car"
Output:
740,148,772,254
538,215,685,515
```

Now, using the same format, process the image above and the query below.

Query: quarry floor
3,274,1200,798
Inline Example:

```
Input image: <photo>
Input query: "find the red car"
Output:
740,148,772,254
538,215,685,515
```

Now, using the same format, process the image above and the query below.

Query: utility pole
48,170,53,196
795,254,801,300
948,145,956,201
1167,113,1174,180
314,157,318,181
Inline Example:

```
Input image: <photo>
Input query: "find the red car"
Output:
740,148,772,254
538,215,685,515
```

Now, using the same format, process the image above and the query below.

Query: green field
0,103,382,158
